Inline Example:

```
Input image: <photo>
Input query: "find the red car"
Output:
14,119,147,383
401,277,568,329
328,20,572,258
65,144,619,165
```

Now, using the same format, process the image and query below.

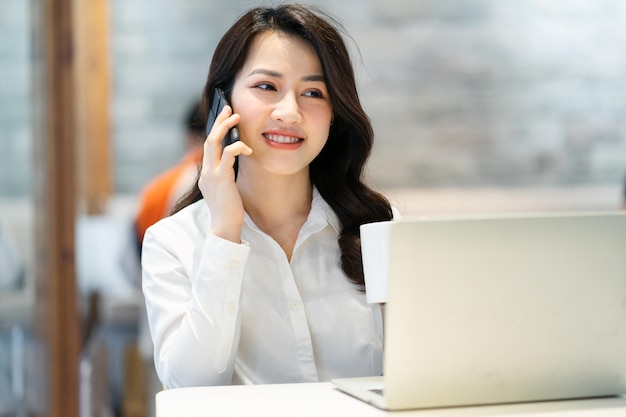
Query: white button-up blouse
141,189,384,388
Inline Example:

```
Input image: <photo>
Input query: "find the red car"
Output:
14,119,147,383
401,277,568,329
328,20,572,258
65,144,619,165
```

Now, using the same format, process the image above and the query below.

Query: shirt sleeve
141,221,250,388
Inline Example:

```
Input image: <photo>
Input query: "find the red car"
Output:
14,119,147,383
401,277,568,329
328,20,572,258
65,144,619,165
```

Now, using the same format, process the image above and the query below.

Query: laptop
332,211,626,410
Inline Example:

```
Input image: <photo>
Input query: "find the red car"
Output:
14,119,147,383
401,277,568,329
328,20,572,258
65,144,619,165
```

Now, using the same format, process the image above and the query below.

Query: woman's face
230,31,333,177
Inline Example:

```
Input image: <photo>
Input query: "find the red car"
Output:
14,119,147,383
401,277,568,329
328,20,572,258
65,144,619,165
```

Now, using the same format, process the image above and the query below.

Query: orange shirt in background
135,148,203,246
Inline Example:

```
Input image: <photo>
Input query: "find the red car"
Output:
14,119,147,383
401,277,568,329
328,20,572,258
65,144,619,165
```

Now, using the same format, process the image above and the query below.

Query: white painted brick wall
1,0,626,196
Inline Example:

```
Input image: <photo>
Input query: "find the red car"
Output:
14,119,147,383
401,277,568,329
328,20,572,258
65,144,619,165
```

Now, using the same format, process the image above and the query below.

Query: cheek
311,107,333,134
232,96,265,140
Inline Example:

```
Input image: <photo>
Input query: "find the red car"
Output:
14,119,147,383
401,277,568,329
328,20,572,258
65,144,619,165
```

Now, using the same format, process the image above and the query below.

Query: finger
203,105,233,158
218,141,253,174
203,107,239,166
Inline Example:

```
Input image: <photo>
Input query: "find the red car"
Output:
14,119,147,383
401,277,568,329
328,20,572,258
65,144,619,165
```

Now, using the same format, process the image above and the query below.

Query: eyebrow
248,68,325,82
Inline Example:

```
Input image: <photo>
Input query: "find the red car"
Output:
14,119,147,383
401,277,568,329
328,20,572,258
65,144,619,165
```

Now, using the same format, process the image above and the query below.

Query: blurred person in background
134,99,204,250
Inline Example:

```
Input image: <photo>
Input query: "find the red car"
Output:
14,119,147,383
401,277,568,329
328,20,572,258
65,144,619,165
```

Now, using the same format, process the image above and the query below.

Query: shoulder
144,200,209,248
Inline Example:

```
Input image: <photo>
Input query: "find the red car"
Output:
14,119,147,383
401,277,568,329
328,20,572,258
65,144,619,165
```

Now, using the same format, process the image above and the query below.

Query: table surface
156,382,626,417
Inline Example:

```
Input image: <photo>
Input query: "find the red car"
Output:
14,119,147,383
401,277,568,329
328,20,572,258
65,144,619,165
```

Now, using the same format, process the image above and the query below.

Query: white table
156,382,626,417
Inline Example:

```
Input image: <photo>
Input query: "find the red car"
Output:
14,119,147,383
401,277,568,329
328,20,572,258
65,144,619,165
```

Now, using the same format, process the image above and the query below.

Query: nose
271,92,302,124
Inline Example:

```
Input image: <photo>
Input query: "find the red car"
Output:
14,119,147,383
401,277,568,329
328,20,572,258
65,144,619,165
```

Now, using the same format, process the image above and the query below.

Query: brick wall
1,0,626,197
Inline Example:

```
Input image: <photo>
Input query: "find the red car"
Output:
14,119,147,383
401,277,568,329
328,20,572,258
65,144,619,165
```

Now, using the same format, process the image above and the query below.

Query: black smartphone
206,87,240,149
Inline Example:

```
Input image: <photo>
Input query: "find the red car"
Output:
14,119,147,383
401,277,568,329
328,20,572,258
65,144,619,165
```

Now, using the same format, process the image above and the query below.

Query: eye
255,83,276,91
303,89,325,99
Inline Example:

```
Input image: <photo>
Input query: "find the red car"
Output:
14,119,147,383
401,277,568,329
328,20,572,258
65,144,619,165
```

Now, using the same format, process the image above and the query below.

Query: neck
238,171,313,227
237,169,313,260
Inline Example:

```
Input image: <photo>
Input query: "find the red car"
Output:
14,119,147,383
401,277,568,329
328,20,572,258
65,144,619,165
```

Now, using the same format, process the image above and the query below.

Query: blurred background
1,0,626,416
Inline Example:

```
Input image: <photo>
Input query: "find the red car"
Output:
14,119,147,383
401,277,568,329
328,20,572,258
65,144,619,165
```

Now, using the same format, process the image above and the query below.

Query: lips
263,133,303,144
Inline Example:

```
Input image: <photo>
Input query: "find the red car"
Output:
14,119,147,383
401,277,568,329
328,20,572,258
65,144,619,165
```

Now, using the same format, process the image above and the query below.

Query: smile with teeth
264,133,303,144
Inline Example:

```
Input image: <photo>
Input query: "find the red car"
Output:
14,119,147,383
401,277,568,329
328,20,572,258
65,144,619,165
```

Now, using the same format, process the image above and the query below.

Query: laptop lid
360,212,626,410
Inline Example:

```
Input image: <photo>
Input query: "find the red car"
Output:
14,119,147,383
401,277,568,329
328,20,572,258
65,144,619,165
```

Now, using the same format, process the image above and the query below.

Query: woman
142,4,394,389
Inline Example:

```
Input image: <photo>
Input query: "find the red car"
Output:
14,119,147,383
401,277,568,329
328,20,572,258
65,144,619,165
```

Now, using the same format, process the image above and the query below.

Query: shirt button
226,302,238,313
229,259,240,269
290,301,302,310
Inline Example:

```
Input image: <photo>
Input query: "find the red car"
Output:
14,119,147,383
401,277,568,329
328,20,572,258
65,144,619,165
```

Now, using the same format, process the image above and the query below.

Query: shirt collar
241,187,341,236
197,186,342,237
310,187,341,234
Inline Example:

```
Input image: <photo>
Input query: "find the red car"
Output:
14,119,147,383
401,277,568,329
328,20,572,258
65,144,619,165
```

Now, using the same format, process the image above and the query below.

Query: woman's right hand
199,105,253,243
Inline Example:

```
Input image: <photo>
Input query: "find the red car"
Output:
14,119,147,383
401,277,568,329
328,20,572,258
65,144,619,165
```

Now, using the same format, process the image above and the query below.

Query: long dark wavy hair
172,4,393,286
